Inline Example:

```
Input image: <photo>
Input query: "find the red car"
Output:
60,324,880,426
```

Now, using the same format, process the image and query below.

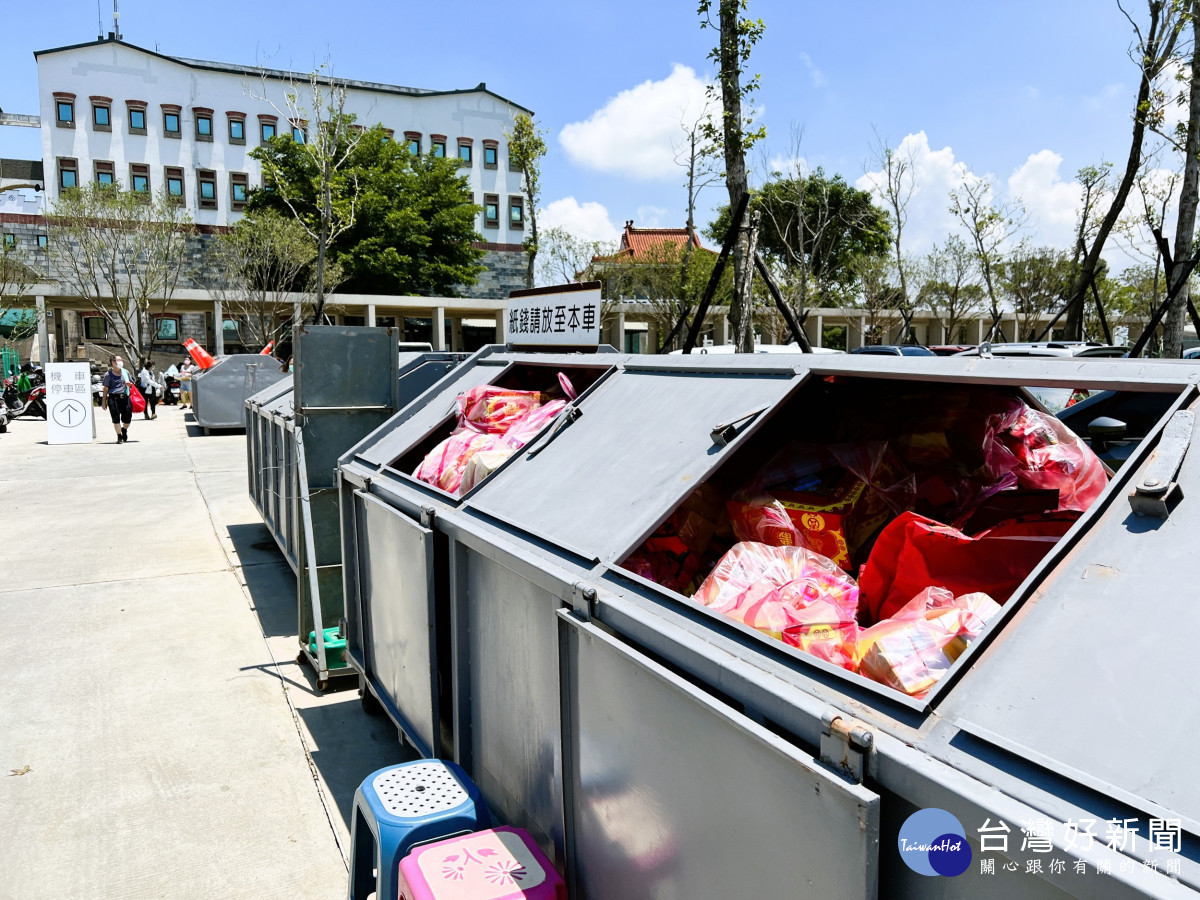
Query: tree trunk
718,0,754,353
1066,2,1177,339
312,162,331,324
1166,6,1200,358
525,203,538,290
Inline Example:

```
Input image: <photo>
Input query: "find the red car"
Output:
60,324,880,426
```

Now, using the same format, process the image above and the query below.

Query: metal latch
710,406,769,447
1129,409,1194,518
420,506,437,528
820,712,874,783
567,583,598,621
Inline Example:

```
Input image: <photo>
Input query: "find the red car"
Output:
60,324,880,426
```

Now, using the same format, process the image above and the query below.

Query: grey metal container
244,326,464,687
340,352,1200,898
192,353,288,432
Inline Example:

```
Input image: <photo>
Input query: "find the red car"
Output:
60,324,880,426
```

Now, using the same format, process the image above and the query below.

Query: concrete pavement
0,401,407,899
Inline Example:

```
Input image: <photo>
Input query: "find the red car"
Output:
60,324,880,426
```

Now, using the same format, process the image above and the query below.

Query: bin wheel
316,679,329,692
360,686,383,716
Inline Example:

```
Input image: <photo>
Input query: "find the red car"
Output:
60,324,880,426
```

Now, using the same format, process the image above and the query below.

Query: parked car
1055,388,1178,470
848,344,936,357
954,341,1127,358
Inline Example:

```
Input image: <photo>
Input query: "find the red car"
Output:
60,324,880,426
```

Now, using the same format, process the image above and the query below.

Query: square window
261,122,276,143
3,234,14,249
458,144,472,164
165,167,185,203
432,141,445,158
223,318,241,335
168,177,182,196
230,120,244,141
98,171,114,186
200,181,215,200
407,139,420,155
292,126,306,143
129,108,146,132
509,197,524,228
130,163,150,194
484,145,497,167
155,318,179,341
37,235,48,250
93,106,110,127
197,170,217,209
232,183,247,203
132,174,149,192
56,101,74,125
484,194,499,227
164,112,180,134
85,317,108,340
197,116,212,137
58,159,78,191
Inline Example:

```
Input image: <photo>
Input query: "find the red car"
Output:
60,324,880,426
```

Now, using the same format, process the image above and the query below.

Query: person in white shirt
138,360,164,420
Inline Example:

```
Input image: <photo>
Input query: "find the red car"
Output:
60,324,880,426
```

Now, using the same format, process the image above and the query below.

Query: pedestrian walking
138,360,164,419
101,355,132,443
179,358,193,408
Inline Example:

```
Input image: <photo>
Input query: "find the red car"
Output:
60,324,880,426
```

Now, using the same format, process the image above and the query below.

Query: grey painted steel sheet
354,490,439,757
193,354,286,429
562,613,879,900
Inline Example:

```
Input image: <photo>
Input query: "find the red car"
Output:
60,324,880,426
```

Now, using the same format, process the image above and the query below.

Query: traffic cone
260,340,275,356
183,338,217,369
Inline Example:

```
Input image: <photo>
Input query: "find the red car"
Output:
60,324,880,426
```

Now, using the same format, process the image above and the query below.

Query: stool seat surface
373,762,470,818
410,830,549,899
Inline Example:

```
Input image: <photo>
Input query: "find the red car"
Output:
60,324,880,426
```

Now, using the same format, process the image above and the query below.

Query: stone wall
468,248,529,299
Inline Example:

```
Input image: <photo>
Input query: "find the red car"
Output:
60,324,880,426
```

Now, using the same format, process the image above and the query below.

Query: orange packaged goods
623,484,727,595
692,542,860,667
457,385,549,435
856,589,1001,697
415,431,508,494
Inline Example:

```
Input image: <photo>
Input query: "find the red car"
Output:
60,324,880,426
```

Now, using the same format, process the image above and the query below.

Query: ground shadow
297,699,418,831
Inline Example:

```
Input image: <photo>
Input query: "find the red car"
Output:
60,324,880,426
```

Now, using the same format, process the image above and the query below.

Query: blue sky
0,1,1170,260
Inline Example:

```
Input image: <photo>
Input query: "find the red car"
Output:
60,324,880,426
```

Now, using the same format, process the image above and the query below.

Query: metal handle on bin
1129,408,1194,518
525,405,583,459
710,405,768,447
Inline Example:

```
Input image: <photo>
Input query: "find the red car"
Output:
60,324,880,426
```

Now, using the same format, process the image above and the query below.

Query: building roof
604,221,706,262
33,37,533,115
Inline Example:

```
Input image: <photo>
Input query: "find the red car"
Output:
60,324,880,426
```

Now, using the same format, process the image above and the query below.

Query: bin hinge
567,583,599,621
420,506,437,528
710,406,768,448
1129,409,1194,518
820,712,874,784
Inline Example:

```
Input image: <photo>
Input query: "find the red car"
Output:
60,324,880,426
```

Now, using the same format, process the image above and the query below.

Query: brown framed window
164,166,185,203
194,107,214,142
126,100,147,135
94,160,116,187
482,139,498,169
53,92,75,128
153,316,180,342
430,134,446,158
84,316,108,341
509,196,524,229
227,112,246,145
129,163,150,194
197,169,217,210
290,119,307,143
230,172,248,212
383,128,395,142
57,157,78,193
483,193,500,229
91,96,112,132
259,114,278,144
162,104,182,138
404,131,421,155
457,138,473,166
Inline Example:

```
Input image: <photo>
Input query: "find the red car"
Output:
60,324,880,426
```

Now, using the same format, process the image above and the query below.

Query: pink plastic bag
502,399,568,449
992,405,1107,511
856,589,1000,696
413,431,507,495
456,385,547,434
692,542,860,667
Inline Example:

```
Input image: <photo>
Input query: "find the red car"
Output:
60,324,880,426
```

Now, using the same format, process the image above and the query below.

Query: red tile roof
612,221,704,260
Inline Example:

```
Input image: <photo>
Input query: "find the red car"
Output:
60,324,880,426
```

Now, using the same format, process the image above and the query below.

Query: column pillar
717,312,730,346
451,317,464,352
213,300,225,356
432,306,446,351
608,312,626,351
815,314,824,348
495,310,506,345
646,320,659,354
366,303,376,327
35,296,49,365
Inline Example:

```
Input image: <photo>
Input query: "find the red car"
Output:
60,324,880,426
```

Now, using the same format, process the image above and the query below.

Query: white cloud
1008,150,1083,249
635,205,672,228
766,154,810,178
541,197,620,242
559,64,714,181
798,52,826,88
857,131,969,254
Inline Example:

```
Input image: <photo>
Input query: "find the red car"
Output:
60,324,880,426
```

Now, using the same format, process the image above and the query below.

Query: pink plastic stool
398,826,565,900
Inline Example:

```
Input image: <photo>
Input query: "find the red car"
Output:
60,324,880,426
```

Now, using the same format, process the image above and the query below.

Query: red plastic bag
129,384,146,413
856,589,1001,696
991,405,1108,512
859,510,1079,623
692,542,860,666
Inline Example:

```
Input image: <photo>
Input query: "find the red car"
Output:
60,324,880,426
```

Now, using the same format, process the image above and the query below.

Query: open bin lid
467,357,803,560
943,395,1200,835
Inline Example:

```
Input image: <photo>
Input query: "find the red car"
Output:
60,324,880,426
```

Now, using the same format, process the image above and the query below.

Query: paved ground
0,401,408,899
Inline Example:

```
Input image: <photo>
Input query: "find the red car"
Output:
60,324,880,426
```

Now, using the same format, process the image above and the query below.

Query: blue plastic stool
347,760,490,900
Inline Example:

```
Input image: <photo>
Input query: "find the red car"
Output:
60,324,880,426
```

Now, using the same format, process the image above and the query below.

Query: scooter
161,374,182,405
2,374,48,419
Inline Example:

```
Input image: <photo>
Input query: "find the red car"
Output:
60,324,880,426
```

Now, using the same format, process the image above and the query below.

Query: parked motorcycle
3,367,48,419
161,374,182,405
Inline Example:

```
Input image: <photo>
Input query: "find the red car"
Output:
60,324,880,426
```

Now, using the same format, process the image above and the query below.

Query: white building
34,35,531,245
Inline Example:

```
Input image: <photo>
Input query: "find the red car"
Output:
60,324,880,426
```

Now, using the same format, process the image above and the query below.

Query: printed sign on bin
45,362,94,444
506,281,601,347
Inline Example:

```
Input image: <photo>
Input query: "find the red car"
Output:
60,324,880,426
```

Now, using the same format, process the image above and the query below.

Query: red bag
129,384,146,413
859,510,1079,623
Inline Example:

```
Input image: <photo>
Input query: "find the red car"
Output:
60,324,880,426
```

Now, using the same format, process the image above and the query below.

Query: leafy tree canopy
248,122,485,295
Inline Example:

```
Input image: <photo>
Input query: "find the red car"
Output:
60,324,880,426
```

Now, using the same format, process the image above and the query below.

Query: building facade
30,36,529,297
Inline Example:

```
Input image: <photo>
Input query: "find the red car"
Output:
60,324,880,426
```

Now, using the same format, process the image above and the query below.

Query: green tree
921,236,985,344
250,124,484,296
506,113,547,289
1000,243,1073,341
0,238,39,343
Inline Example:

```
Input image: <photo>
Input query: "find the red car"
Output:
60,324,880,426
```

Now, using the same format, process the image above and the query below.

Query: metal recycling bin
340,353,1200,898
191,353,287,432
242,326,464,687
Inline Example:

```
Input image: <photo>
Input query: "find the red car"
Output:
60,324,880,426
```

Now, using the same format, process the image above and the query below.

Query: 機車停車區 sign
45,362,94,444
